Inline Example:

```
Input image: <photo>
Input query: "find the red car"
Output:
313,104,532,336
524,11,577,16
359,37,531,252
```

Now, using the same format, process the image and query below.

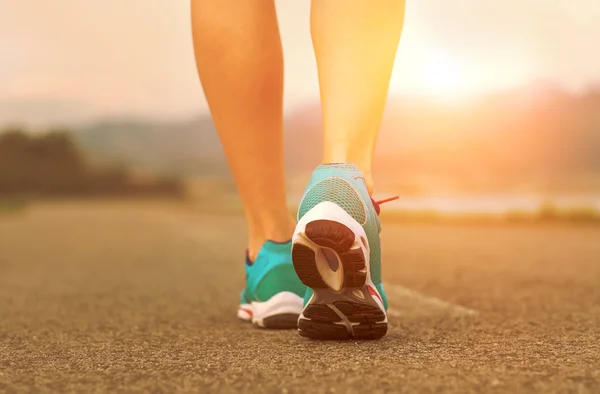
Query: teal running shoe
291,163,397,340
237,240,306,329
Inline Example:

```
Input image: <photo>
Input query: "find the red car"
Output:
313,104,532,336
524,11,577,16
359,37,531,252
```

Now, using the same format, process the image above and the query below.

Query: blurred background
2,2,600,391
1,0,600,221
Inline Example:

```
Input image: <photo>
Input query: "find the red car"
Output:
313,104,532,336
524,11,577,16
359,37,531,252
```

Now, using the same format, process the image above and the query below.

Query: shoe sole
237,291,304,329
292,202,387,340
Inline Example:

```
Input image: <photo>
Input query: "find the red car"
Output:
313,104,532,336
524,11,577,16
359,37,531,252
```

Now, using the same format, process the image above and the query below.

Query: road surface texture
1,202,599,393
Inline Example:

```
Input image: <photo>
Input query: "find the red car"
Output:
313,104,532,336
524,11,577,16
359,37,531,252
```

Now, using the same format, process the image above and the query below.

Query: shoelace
371,196,399,215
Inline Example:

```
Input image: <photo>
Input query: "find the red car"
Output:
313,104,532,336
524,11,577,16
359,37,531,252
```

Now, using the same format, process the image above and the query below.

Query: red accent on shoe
368,285,383,304
241,308,253,317
371,196,399,215
376,196,400,205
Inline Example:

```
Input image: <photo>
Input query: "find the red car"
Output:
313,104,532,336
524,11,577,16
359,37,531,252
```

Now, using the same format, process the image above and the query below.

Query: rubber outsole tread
304,219,354,251
352,322,388,340
292,244,328,288
303,304,342,322
298,319,350,340
333,301,386,323
298,313,387,340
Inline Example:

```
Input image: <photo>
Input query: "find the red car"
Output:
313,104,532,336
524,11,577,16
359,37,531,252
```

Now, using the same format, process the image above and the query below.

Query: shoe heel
292,219,367,290
292,202,388,340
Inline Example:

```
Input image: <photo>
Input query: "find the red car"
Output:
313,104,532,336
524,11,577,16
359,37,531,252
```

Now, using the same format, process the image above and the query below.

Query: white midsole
238,291,304,327
237,304,252,321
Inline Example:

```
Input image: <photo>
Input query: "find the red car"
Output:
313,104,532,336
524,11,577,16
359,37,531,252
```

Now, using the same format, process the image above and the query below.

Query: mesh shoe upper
297,163,388,309
242,240,306,304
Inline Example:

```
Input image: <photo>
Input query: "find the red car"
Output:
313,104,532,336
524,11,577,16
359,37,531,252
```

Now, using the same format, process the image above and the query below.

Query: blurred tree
0,127,184,198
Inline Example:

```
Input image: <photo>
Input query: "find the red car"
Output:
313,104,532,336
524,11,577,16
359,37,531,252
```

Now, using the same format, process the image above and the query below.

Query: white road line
385,283,479,317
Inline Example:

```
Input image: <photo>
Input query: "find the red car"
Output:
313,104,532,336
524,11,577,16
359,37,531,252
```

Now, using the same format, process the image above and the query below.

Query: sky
1,0,599,124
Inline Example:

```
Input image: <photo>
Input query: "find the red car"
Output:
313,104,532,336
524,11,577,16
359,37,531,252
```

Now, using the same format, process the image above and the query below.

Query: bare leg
311,0,406,194
191,0,295,260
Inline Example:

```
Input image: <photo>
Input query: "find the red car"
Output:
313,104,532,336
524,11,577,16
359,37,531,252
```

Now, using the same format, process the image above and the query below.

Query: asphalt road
1,202,599,393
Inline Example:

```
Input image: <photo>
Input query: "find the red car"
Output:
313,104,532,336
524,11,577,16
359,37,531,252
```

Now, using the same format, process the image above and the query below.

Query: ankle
247,216,296,261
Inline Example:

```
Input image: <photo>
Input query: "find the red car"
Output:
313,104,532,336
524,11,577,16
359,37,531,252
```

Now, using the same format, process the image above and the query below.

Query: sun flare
422,51,466,99
390,48,481,103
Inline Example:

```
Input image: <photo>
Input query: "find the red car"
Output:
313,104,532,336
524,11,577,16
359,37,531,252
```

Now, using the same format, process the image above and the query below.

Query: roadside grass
0,197,29,215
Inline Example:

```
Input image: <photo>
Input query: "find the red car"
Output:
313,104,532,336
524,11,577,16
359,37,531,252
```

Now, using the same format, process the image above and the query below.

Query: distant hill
25,84,600,195
74,116,229,178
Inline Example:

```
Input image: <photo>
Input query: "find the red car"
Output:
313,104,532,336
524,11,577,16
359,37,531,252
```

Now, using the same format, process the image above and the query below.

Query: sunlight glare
421,50,469,101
